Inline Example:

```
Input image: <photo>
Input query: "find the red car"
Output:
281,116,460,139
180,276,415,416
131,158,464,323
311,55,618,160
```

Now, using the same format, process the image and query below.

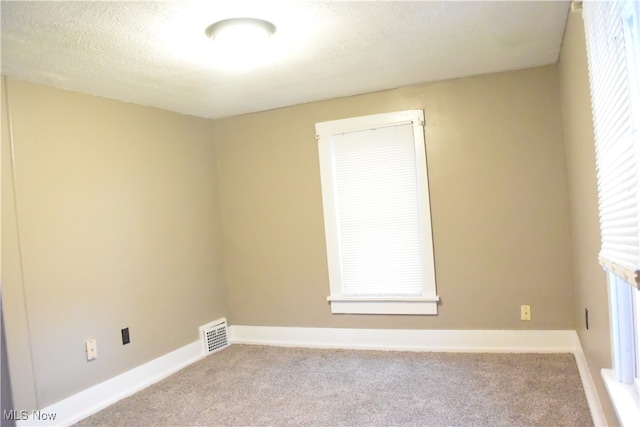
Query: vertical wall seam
3,75,41,409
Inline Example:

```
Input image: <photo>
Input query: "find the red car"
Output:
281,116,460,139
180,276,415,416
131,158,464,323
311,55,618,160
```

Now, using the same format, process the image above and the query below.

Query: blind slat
584,0,640,288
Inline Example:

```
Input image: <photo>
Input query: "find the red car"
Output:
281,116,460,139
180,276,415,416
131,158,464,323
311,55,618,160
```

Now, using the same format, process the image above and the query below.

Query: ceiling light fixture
205,17,276,47
204,18,277,71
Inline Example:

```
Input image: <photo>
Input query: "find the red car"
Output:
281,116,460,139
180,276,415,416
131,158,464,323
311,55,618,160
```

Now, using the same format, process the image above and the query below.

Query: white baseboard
229,325,578,352
16,340,203,427
573,335,608,426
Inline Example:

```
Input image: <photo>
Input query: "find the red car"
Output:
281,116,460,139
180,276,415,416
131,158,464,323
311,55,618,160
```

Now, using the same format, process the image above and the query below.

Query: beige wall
214,65,576,330
2,40,596,412
1,78,228,408
1,77,38,410
558,11,617,425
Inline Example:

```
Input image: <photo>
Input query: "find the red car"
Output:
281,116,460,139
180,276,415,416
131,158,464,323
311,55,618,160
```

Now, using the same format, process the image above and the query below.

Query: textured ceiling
1,1,570,119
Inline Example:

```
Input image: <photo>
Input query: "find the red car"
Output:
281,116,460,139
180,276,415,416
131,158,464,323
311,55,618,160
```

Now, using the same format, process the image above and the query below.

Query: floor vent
199,318,229,355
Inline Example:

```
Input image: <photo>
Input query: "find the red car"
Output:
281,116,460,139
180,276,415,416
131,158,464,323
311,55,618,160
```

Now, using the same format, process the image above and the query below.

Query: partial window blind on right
584,0,640,287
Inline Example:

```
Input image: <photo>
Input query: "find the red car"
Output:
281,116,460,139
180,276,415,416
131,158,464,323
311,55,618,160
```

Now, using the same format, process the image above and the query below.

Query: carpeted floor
76,344,593,426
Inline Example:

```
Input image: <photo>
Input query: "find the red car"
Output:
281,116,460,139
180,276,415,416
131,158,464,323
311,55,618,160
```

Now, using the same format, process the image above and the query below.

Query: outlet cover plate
85,339,97,361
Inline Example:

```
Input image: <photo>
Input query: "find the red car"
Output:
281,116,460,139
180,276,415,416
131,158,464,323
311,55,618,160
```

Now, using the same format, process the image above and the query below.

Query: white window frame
624,0,640,402
633,289,640,398
604,273,640,426
587,0,640,424
633,287,640,397
316,110,439,315
611,0,640,399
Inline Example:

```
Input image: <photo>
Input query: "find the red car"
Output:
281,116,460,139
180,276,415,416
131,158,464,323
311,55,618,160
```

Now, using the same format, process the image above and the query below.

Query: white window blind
316,110,438,315
333,124,422,297
584,0,640,288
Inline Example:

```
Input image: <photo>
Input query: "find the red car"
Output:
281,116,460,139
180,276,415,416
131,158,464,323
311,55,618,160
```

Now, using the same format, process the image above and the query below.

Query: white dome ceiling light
205,18,277,70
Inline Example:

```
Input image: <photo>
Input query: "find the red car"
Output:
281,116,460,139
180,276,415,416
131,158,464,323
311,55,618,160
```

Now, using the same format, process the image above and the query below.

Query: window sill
327,296,439,315
602,369,640,427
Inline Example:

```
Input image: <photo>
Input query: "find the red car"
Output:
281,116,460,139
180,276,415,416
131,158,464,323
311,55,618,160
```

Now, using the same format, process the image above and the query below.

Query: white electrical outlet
85,339,98,361
520,305,531,321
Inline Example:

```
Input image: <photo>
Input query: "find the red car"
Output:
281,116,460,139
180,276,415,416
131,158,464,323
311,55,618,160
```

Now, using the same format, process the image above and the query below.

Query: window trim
584,0,640,422
316,110,439,315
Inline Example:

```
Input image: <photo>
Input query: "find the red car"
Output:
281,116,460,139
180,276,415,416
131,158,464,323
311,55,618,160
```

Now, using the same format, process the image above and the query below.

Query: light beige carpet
76,344,593,426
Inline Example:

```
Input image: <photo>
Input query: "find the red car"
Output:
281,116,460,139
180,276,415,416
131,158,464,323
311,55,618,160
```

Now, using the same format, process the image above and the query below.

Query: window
315,110,438,315
583,0,640,423
605,272,640,425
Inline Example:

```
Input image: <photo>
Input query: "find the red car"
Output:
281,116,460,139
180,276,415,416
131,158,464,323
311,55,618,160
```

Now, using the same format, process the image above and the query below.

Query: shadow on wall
2,297,16,427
